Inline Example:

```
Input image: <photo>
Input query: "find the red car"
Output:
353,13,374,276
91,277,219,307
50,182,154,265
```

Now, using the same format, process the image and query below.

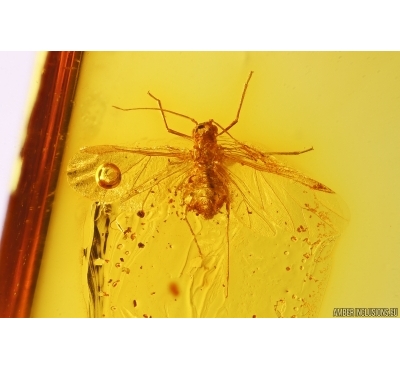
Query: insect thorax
192,121,222,164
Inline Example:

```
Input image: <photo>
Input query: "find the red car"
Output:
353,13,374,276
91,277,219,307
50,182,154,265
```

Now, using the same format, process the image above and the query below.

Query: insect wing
222,141,334,193
222,141,346,237
67,145,191,204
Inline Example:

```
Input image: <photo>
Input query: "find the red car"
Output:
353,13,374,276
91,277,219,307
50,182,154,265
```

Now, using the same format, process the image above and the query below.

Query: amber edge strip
0,51,84,317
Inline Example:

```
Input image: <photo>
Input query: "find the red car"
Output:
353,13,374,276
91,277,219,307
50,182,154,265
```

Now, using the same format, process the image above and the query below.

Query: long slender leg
215,118,313,156
218,71,254,136
146,92,192,139
135,186,154,219
113,94,197,139
265,147,314,155
183,213,203,257
113,105,199,127
225,204,230,298
181,211,203,318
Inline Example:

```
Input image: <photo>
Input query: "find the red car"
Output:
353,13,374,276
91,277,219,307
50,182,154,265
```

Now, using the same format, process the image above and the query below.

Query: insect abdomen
184,167,228,219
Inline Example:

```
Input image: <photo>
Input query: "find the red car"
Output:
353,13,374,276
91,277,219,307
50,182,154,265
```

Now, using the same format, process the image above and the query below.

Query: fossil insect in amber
67,71,341,298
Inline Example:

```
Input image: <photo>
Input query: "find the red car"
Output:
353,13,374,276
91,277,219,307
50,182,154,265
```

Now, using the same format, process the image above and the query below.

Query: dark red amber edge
0,51,84,317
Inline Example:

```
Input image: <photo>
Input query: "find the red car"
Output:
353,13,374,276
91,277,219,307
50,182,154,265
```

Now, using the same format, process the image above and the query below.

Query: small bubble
111,306,117,311
95,163,121,189
124,251,130,255
300,266,304,270
115,263,121,268
292,294,297,299
284,251,289,255
93,258,104,266
294,307,299,311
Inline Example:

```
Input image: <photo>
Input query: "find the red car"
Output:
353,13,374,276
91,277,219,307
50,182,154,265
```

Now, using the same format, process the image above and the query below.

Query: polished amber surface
30,52,400,317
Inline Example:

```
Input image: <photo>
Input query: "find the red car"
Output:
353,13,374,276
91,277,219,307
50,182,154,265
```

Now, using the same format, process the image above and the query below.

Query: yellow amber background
31,52,400,317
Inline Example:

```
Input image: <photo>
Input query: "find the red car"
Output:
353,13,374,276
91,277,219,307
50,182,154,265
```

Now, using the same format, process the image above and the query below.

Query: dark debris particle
137,210,145,218
138,242,145,248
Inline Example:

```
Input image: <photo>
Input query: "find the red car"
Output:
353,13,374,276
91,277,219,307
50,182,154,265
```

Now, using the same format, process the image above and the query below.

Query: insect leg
218,71,254,136
225,203,231,298
183,212,203,257
144,92,193,139
135,186,156,219
113,105,199,129
265,147,314,156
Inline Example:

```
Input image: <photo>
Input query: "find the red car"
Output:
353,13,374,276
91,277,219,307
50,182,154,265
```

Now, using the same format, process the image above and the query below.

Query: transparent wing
222,139,334,193
67,145,193,204
220,139,349,237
